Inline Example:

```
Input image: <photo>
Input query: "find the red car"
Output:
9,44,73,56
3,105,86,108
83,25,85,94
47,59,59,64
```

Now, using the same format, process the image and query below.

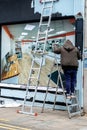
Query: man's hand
52,44,59,52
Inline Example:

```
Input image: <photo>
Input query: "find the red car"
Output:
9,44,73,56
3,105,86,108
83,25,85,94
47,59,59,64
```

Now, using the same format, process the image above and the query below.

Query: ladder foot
17,110,38,116
34,112,38,116
81,111,85,116
41,109,44,113
16,110,20,113
69,116,71,119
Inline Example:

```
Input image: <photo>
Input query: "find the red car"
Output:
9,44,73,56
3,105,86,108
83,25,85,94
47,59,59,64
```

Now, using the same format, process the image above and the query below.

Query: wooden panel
2,55,20,80
18,53,63,88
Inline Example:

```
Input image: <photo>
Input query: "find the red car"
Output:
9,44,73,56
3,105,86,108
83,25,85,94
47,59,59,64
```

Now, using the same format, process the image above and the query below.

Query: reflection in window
1,18,75,86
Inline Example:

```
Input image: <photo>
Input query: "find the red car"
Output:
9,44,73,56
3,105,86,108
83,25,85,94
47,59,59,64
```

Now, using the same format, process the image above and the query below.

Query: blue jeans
63,69,77,94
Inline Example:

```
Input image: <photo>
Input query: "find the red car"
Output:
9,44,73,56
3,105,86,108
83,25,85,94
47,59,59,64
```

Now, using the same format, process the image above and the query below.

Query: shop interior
1,19,75,85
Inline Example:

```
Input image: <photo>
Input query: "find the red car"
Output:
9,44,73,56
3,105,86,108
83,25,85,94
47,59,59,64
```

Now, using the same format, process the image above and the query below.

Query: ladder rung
31,68,40,70
70,111,81,116
35,52,43,55
31,51,48,56
19,111,35,115
40,23,48,26
23,104,31,107
29,77,38,79
24,96,33,101
43,6,52,9
35,50,44,53
37,40,45,43
35,52,48,55
41,14,51,17
69,104,79,107
39,31,47,35
41,0,58,3
21,0,61,116
71,96,76,99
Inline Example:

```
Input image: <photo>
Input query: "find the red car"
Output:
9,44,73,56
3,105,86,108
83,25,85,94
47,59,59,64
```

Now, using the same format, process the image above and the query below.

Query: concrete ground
0,106,87,130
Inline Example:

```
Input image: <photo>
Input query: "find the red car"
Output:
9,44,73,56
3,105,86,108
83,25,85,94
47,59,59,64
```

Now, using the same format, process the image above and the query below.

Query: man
52,39,81,99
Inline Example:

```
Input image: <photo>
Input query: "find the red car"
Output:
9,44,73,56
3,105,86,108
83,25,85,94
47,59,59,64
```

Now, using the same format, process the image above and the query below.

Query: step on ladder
67,93,82,118
41,54,82,118
18,0,58,115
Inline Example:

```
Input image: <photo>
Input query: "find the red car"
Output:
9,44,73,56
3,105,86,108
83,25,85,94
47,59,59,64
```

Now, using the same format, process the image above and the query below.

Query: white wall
66,35,75,45
1,28,11,72
10,39,15,55
32,0,84,17
74,0,85,18
21,42,31,54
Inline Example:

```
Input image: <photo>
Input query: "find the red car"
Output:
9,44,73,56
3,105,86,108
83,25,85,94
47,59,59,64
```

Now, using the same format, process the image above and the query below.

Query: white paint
1,76,19,84
1,28,11,73
31,0,84,17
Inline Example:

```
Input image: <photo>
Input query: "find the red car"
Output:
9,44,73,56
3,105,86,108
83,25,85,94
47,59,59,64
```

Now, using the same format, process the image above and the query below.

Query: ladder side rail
73,94,81,111
21,57,42,110
34,3,47,54
28,59,36,80
21,61,41,112
76,97,82,114
32,55,45,106
19,0,57,115
21,59,37,111
57,65,70,115
52,68,60,110
58,66,73,118
52,55,63,110
33,5,45,54
39,0,54,53
32,0,54,106
69,95,82,118
41,58,56,112
47,0,54,28
58,65,82,118
43,31,48,53
34,32,41,54
21,84,30,111
42,2,54,53
39,1,46,27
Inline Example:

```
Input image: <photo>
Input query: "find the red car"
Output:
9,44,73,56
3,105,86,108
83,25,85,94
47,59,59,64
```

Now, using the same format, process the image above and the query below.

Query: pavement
0,106,87,130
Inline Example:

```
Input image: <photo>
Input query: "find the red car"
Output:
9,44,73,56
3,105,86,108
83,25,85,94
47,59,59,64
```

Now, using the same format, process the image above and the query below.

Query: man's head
65,39,73,45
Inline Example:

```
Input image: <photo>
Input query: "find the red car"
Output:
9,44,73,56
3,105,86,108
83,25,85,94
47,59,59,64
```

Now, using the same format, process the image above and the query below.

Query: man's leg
71,70,77,94
64,70,71,95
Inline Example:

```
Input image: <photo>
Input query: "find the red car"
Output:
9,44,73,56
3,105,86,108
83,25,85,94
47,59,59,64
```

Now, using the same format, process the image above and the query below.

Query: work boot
71,93,75,98
66,94,71,99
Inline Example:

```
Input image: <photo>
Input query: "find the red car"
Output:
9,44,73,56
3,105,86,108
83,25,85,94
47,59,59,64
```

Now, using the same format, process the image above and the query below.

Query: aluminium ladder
41,54,82,118
19,0,58,115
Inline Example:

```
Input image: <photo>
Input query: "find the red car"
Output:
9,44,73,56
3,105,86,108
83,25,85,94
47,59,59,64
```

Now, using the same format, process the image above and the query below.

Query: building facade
0,0,87,113
83,0,87,112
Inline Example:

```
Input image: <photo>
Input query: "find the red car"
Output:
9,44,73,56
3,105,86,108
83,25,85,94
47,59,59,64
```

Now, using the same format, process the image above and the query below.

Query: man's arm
77,48,82,60
52,44,61,54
